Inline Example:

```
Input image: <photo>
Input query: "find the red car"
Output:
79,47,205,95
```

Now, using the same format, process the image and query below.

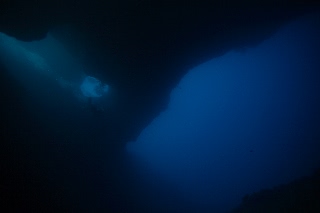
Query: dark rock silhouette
231,169,320,213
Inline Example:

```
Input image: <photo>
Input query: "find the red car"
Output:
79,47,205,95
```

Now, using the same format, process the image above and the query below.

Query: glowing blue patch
80,76,109,98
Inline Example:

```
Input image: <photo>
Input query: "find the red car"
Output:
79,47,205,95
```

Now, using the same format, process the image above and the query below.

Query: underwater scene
0,2,319,213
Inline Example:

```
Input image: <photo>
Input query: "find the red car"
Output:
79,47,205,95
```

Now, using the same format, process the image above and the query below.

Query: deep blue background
1,10,320,213
127,13,320,211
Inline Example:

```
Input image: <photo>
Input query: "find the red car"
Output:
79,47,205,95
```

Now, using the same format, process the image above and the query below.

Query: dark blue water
127,13,320,212
1,12,320,213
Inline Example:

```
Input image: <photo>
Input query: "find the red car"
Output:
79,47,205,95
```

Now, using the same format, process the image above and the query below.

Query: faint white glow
80,76,109,98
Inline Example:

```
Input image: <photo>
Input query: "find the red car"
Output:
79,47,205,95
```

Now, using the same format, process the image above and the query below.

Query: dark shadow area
231,169,320,213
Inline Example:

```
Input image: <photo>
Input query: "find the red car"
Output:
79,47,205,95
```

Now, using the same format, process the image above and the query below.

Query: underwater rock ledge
231,169,320,213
